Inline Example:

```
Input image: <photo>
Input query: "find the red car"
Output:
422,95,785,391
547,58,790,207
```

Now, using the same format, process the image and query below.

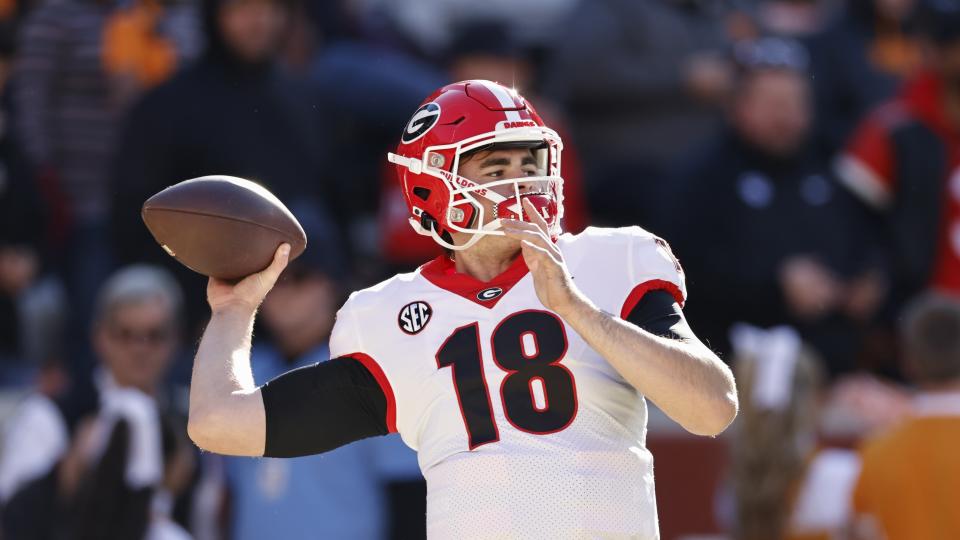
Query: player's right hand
207,243,290,314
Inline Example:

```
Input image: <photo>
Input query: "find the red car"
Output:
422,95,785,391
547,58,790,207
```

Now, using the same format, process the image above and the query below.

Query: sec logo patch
398,301,432,335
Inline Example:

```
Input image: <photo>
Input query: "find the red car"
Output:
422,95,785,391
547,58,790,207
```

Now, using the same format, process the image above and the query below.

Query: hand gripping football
141,175,307,280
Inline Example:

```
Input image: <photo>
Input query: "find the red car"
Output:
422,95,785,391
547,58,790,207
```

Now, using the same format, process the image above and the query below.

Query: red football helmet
387,80,564,250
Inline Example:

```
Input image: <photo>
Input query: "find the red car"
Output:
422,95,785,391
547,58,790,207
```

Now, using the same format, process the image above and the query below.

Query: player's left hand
502,198,582,316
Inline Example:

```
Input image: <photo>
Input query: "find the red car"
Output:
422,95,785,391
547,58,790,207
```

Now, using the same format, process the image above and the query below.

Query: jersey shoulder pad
559,226,686,307
557,225,648,261
329,269,422,357
339,269,422,312
560,226,683,279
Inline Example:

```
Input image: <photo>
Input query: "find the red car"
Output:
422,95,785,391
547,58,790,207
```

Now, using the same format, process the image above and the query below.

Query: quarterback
187,80,738,539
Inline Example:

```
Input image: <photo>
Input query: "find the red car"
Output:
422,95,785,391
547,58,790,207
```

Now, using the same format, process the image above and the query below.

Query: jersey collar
420,254,529,308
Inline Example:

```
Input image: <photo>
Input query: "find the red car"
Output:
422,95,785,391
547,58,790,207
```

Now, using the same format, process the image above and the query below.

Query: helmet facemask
389,125,565,251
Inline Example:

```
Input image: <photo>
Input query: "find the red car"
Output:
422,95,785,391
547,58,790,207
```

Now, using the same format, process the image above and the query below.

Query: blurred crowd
0,0,957,538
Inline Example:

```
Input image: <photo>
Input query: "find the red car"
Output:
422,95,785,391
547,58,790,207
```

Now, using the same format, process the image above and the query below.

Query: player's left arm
503,200,738,437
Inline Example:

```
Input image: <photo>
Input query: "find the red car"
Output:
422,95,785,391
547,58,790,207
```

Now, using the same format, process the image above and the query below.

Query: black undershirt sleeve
261,356,389,458
624,288,696,342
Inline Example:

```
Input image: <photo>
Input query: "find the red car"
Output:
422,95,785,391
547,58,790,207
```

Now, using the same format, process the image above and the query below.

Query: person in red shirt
836,0,960,302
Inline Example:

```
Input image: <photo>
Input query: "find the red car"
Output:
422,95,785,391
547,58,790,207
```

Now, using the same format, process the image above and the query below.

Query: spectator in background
355,0,578,60
304,0,447,271
102,0,202,107
807,0,924,157
543,0,733,227
724,324,913,540
668,38,885,375
309,28,444,271
0,265,196,539
836,0,960,305
726,325,862,540
0,141,45,371
14,0,197,384
15,0,120,361
851,294,960,540
0,30,64,380
112,0,333,333
223,214,422,539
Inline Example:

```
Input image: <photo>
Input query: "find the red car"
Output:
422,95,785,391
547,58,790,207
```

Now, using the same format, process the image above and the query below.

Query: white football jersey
330,226,687,540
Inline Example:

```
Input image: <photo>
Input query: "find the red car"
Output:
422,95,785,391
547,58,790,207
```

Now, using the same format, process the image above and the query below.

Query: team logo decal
401,102,441,144
398,301,432,335
477,287,503,301
495,120,537,131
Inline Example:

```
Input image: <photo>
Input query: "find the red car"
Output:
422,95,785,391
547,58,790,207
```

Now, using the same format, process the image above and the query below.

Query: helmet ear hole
413,187,431,201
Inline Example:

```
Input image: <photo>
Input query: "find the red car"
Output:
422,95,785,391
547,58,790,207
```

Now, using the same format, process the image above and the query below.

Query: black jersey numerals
435,323,499,448
436,310,578,449
491,311,578,434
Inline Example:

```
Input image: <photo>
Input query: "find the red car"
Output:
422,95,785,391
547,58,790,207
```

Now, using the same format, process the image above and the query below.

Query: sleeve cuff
620,279,686,319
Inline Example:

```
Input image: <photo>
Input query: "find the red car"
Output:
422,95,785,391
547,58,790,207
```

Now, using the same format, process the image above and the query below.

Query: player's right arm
188,244,394,458
186,245,292,456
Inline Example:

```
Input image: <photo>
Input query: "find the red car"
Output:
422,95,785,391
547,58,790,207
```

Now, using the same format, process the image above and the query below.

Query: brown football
141,175,307,280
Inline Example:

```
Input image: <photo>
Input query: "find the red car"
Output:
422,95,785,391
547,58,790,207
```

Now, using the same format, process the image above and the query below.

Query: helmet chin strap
408,216,503,251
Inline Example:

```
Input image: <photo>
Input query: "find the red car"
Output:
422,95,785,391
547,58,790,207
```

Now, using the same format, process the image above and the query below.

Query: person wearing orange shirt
852,293,960,540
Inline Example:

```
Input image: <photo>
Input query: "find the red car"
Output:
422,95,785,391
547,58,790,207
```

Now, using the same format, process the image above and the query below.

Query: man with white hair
0,264,195,540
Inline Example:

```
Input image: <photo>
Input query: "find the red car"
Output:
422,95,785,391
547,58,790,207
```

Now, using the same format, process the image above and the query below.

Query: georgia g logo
401,103,441,143
398,301,433,335
477,287,503,301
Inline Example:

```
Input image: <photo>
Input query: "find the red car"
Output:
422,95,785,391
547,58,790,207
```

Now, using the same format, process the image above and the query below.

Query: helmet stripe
476,80,522,123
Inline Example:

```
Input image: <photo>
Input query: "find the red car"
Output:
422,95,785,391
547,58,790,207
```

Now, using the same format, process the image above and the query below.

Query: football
141,175,307,280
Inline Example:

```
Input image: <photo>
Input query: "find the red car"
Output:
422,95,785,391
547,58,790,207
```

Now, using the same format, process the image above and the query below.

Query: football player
187,80,738,539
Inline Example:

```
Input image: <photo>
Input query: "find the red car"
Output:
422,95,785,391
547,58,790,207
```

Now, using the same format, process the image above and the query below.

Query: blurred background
0,0,958,538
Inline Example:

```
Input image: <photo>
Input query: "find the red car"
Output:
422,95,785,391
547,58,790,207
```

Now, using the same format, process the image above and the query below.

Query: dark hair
459,142,541,163
901,294,960,385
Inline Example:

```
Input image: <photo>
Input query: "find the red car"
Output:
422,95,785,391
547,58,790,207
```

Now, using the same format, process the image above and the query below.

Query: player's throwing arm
187,245,291,456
